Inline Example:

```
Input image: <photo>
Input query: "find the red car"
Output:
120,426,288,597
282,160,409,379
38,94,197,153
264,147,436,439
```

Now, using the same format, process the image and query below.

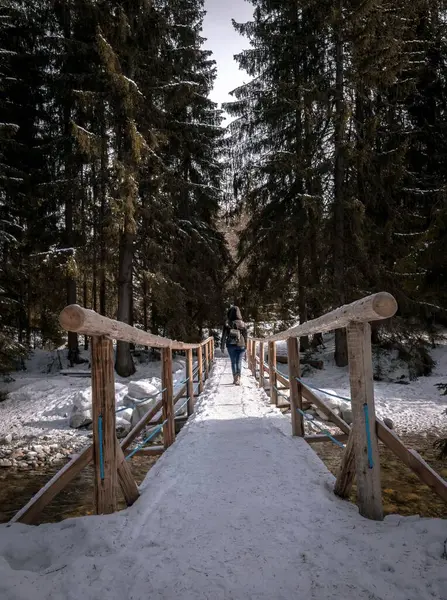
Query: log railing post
186,348,194,416
287,337,304,436
251,340,257,377
205,341,209,379
211,338,214,362
347,322,383,520
197,344,203,393
91,336,117,514
259,342,264,388
268,341,277,405
162,347,175,448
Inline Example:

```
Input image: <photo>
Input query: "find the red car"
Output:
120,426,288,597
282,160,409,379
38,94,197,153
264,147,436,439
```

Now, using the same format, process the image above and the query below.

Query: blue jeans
227,344,245,377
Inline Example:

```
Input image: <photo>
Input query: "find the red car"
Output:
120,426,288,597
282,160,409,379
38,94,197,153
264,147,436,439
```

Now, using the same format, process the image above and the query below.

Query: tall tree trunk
99,125,107,316
297,240,309,351
115,224,136,377
333,0,348,367
62,3,79,366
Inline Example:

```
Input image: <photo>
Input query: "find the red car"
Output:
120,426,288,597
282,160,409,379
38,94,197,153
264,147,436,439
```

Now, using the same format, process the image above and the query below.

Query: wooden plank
251,340,257,377
334,431,356,498
197,345,203,393
275,369,289,388
377,420,447,503
116,445,140,506
347,321,383,521
251,292,398,343
300,384,351,435
162,347,175,448
305,433,349,445
91,336,117,515
186,348,194,416
11,381,169,525
268,341,277,405
59,305,210,351
132,445,165,456
121,397,164,451
204,341,209,379
287,337,304,436
10,446,93,525
259,342,264,388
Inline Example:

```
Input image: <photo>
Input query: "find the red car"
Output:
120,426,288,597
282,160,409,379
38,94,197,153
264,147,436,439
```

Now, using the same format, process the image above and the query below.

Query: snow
0,350,188,447
273,334,447,435
0,357,446,600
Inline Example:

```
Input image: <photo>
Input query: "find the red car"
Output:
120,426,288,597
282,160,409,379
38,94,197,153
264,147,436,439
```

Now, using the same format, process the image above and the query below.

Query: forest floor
0,357,446,600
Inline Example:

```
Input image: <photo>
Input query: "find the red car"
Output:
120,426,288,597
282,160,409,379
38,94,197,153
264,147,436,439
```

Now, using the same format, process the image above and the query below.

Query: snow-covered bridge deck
1,357,445,600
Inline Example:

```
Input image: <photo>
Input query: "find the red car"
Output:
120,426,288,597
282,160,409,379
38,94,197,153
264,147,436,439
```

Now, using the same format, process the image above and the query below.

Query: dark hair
227,305,242,322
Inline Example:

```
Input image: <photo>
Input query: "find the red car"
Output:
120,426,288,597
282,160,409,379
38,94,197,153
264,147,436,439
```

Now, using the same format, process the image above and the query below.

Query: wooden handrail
59,304,212,350
252,292,397,342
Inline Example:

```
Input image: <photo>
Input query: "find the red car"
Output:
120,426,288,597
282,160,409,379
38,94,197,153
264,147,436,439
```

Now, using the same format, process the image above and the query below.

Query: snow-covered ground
271,334,447,435
0,357,445,600
0,349,189,453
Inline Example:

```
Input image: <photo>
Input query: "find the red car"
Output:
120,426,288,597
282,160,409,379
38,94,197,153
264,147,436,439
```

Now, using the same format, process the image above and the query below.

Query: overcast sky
202,0,254,120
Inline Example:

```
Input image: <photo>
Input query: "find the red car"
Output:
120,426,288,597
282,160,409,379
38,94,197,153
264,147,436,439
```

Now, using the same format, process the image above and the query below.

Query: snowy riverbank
0,358,446,600
271,333,447,435
1,333,446,471
0,350,189,469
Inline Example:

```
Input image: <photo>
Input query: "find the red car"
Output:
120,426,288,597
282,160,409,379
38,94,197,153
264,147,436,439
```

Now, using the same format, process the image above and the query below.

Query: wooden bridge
9,292,447,525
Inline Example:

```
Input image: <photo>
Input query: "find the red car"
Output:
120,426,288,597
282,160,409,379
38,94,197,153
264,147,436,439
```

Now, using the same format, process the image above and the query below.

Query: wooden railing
246,292,447,520
10,305,215,525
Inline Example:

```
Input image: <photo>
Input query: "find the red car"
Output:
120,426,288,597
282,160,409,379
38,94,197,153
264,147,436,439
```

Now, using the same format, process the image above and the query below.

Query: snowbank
0,353,189,461
273,334,447,434
0,358,445,600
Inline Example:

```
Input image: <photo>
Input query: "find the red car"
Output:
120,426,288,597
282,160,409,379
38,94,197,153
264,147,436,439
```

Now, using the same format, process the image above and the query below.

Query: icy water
0,453,159,524
0,434,445,524
314,431,447,519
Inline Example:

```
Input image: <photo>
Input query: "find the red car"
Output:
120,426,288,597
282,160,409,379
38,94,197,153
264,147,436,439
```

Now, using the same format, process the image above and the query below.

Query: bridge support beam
259,342,264,388
287,337,304,437
91,336,118,514
268,341,277,405
347,322,383,521
162,347,175,448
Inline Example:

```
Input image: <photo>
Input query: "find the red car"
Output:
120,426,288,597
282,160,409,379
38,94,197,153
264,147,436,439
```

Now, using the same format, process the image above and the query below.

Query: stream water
0,433,445,525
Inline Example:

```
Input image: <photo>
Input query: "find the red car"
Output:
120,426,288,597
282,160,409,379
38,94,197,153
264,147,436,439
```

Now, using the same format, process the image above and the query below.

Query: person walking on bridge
221,305,247,385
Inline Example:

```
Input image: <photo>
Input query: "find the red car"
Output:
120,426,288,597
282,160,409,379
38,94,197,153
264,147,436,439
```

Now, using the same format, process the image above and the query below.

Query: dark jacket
221,306,247,350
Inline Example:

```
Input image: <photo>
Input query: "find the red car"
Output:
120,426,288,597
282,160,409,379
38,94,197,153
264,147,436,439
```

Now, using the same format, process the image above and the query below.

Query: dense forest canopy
224,0,447,365
0,0,229,375
1,0,446,374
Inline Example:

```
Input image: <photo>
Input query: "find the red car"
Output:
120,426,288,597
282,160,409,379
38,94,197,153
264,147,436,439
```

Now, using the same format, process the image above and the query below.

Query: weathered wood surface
268,341,277,405
121,397,164,450
116,445,140,506
377,420,447,503
287,337,304,437
305,433,349,445
347,322,383,521
251,340,257,377
334,432,356,498
162,347,175,448
259,342,264,388
186,349,194,416
300,384,351,435
132,445,165,456
205,342,209,378
197,345,204,393
275,369,289,388
60,305,212,350
252,292,397,342
91,336,117,515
